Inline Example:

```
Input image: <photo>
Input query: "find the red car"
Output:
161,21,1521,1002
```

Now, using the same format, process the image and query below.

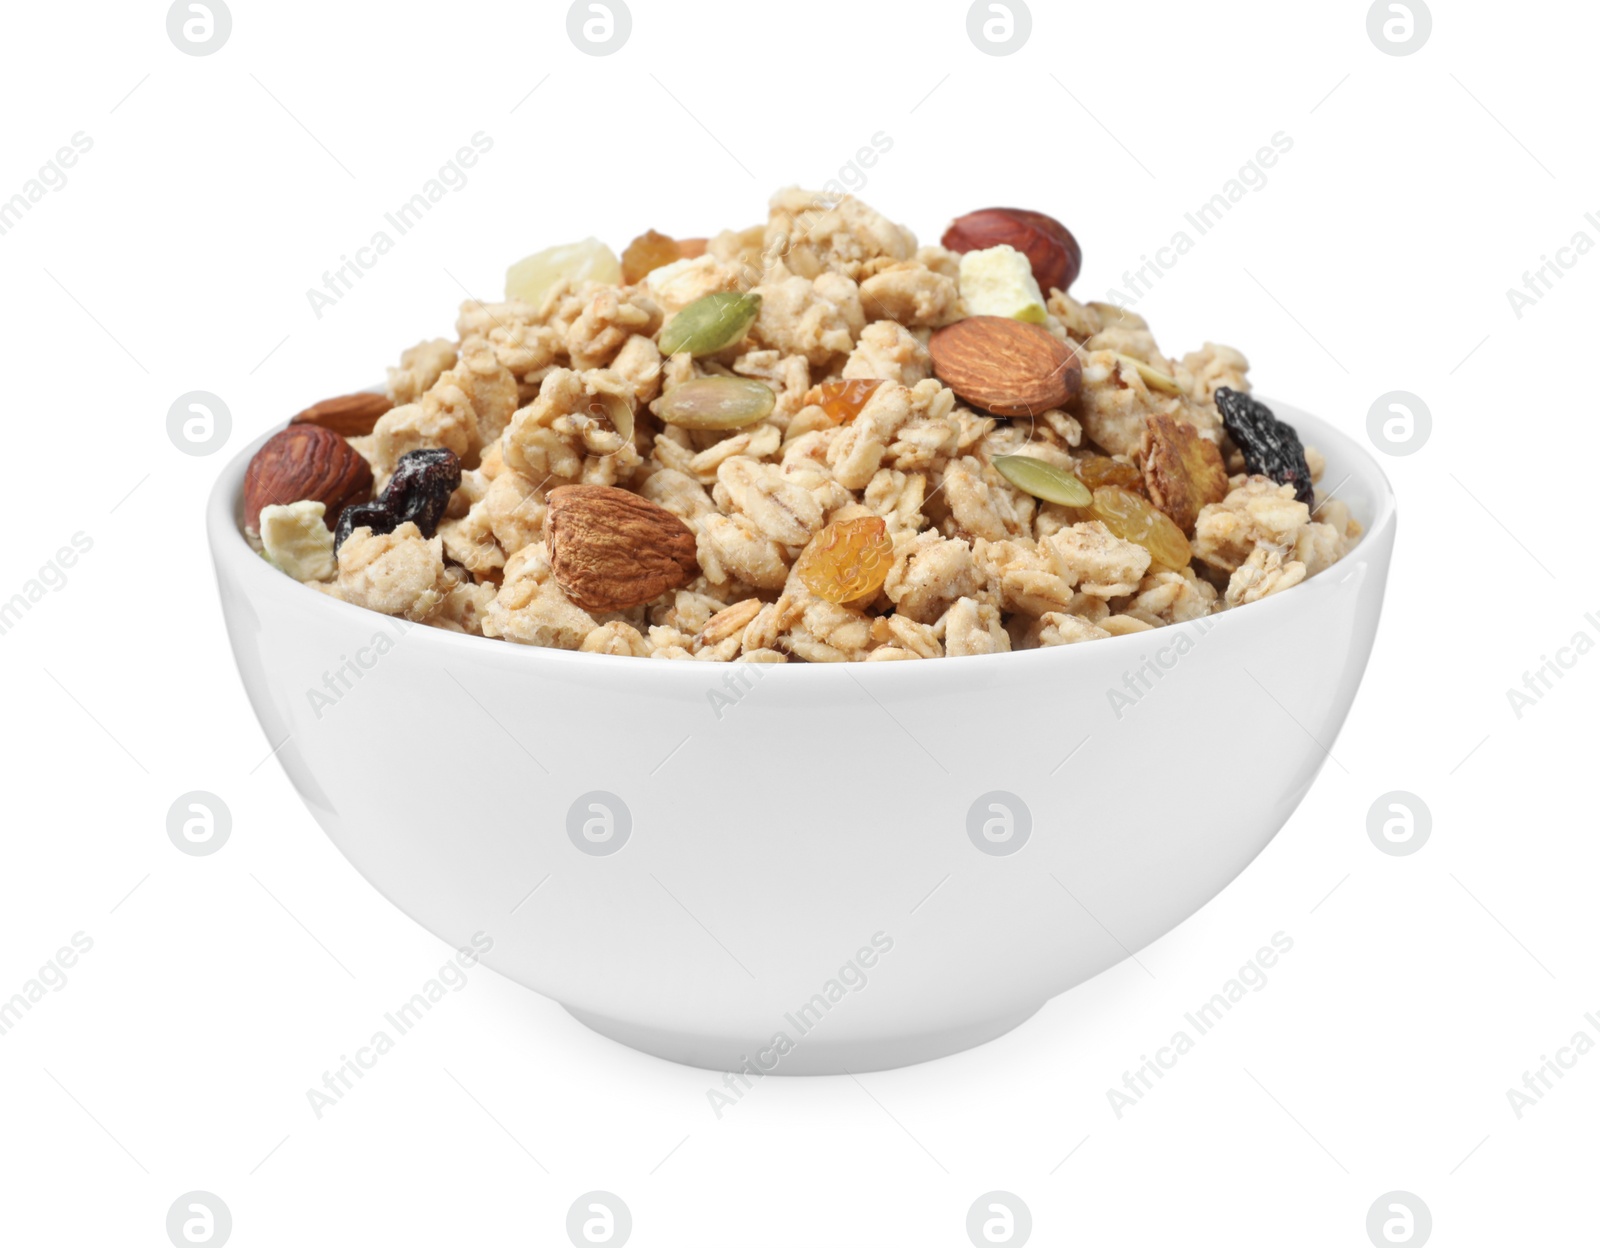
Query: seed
658,292,762,357
621,229,682,285
795,517,895,605
1090,486,1192,571
992,454,1092,507
656,376,776,431
812,379,883,424
505,237,621,304
583,391,634,442
1115,353,1183,396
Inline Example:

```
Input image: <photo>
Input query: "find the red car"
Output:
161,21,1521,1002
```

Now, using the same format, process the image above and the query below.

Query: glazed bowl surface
208,401,1395,1073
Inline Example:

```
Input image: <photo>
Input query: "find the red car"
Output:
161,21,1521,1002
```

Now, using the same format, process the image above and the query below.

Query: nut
1140,413,1228,533
928,316,1081,417
546,484,700,612
941,208,1082,296
243,424,373,532
291,391,393,437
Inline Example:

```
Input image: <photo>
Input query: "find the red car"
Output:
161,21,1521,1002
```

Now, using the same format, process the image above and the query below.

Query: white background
2,1,1596,1244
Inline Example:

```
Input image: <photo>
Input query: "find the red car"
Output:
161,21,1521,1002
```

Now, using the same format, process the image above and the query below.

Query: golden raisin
795,516,894,605
1090,486,1192,571
812,379,883,425
1074,455,1143,490
621,229,683,285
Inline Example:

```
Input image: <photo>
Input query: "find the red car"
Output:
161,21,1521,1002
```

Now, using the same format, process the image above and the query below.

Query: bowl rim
208,396,1397,682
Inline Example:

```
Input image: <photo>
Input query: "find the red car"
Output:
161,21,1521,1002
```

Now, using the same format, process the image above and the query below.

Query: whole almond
546,484,699,612
942,208,1082,296
929,316,1082,417
243,424,373,532
291,391,393,437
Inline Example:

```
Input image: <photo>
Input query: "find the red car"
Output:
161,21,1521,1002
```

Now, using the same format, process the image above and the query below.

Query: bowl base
563,1002,1045,1075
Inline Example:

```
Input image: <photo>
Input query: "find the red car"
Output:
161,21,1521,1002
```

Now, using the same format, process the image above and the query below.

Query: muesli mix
241,189,1361,662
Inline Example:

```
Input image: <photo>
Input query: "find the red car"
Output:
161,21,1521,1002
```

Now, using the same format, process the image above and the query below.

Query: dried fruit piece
385,448,463,531
1214,387,1314,505
505,237,622,304
259,500,336,582
1090,485,1192,571
334,501,397,550
621,229,683,285
546,484,699,612
1140,414,1229,533
656,377,775,430
333,447,461,552
928,316,1081,417
244,424,373,532
958,245,1048,323
795,516,894,605
658,292,762,357
1074,455,1143,490
677,237,709,259
292,391,393,437
992,455,1093,507
812,379,883,424
942,207,1082,295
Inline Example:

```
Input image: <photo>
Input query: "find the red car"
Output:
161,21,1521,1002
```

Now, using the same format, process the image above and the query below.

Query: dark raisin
334,501,399,552
382,448,462,534
331,448,461,553
1214,388,1314,506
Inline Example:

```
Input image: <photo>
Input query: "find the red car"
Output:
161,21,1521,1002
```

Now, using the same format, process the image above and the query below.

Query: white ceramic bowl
209,401,1395,1074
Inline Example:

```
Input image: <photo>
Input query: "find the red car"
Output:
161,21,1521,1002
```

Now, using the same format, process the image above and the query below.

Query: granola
245,191,1362,661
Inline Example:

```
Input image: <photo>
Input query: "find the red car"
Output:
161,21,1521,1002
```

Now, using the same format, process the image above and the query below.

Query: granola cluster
251,189,1360,661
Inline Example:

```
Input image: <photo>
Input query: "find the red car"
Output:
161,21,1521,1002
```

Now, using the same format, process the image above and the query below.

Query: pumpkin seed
992,454,1093,507
1115,353,1183,396
656,376,776,431
658,292,761,357
584,391,634,443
